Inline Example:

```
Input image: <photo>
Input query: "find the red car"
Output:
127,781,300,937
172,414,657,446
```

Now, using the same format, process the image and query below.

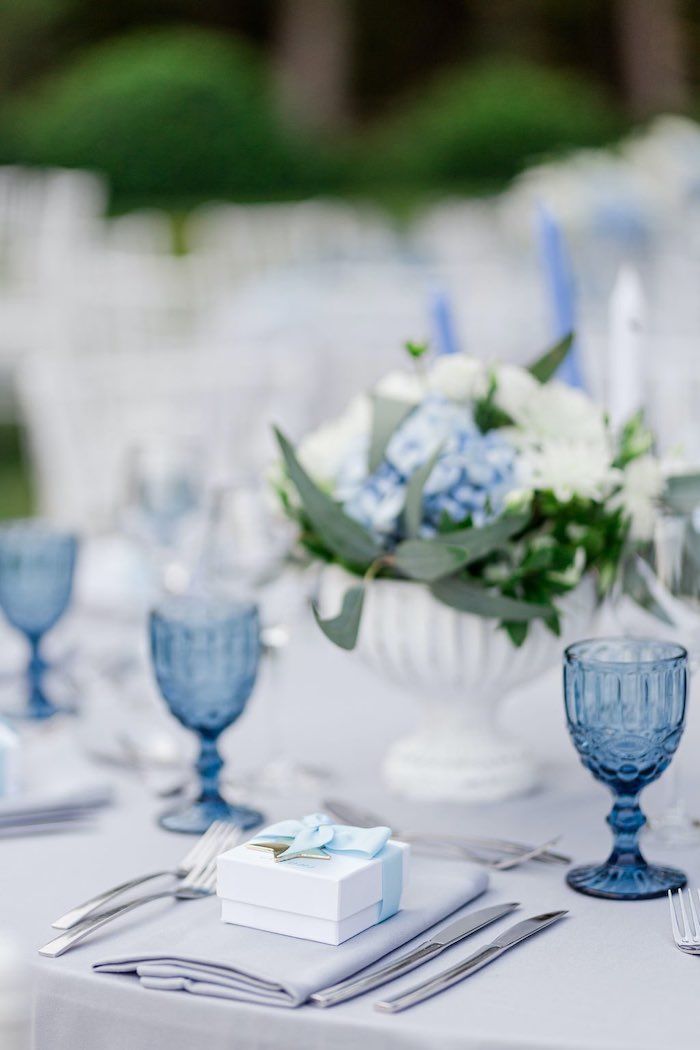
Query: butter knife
375,910,568,1013
310,902,519,1007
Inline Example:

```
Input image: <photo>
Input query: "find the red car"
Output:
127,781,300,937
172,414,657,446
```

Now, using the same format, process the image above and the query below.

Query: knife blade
310,902,520,1007
374,910,568,1014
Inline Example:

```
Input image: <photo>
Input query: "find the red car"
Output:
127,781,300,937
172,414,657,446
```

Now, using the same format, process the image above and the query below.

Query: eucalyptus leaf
663,474,700,515
431,576,551,621
402,443,443,538
312,585,365,650
528,332,574,384
394,540,471,582
369,396,413,472
432,513,530,561
275,428,382,568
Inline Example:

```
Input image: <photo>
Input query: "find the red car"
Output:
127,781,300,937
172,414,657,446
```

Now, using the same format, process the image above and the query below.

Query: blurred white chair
16,340,315,530
101,210,174,255
0,167,107,415
186,199,398,294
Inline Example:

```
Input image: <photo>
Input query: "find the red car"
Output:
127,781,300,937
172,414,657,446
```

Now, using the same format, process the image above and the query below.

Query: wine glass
646,508,700,843
195,481,326,793
0,521,78,719
150,593,264,833
122,440,206,593
564,637,688,899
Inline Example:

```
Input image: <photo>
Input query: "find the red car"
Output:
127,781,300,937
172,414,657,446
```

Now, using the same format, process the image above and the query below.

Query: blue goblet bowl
564,637,688,900
0,521,78,719
0,521,77,637
150,594,264,834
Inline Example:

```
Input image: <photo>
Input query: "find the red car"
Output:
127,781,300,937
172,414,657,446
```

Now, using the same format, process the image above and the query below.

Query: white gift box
0,722,20,797
217,838,410,945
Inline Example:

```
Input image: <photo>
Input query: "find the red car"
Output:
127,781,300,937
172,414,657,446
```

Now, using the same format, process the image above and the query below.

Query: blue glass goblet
150,595,264,834
0,521,78,720
564,637,688,900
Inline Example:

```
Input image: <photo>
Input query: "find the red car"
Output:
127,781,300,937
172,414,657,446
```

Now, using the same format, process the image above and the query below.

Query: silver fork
51,820,236,930
323,798,570,869
39,826,243,958
668,888,700,954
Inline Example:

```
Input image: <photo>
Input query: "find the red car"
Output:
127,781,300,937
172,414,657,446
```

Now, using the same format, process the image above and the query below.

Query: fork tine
178,820,225,871
669,890,682,943
677,889,690,942
688,887,700,938
181,826,243,887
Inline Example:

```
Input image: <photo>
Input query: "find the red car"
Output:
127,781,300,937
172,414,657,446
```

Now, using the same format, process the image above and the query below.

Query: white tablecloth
4,610,700,1050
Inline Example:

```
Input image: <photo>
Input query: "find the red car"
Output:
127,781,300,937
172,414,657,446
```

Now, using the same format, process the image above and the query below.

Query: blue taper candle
536,203,585,390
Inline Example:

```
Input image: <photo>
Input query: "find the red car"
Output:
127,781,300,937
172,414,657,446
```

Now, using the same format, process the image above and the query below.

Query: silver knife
375,910,568,1014
310,902,519,1007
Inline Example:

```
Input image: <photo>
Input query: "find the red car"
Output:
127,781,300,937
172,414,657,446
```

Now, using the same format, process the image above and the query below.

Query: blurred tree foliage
0,1,695,211
359,59,623,190
1,27,339,205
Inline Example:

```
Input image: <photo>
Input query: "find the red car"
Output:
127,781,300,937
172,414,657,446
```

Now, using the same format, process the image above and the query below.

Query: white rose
297,394,371,487
520,438,619,503
492,364,539,419
613,455,664,540
428,355,488,401
374,370,425,405
508,380,609,447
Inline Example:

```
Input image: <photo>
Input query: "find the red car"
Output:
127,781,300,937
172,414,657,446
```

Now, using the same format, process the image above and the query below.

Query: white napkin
94,857,487,1007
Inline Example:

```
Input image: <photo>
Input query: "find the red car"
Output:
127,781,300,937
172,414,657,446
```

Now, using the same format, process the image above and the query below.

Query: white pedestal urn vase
319,566,597,803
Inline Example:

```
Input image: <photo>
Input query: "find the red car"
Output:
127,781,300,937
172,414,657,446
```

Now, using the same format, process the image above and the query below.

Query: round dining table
4,602,700,1050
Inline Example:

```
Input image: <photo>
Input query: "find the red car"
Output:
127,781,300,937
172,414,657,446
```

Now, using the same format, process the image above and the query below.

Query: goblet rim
564,636,687,672
0,518,78,543
150,592,258,628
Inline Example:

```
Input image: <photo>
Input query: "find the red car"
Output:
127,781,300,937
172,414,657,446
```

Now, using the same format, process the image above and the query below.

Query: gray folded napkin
94,856,487,1007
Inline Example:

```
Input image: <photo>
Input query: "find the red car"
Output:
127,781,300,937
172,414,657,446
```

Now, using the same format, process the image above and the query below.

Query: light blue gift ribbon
253,812,403,922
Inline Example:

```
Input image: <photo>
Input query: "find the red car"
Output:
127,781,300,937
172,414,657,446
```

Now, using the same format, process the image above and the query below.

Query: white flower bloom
297,394,371,488
508,380,609,447
491,364,539,419
521,438,619,503
374,370,425,405
613,455,664,540
428,355,488,402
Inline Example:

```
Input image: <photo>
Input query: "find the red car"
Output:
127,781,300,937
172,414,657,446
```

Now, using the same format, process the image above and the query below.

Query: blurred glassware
120,439,206,593
150,593,263,834
564,637,688,899
197,480,328,793
0,521,77,719
646,509,700,845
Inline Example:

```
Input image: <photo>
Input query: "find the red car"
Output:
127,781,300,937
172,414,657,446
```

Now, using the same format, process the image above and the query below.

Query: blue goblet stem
606,793,646,870
27,635,54,719
195,733,225,805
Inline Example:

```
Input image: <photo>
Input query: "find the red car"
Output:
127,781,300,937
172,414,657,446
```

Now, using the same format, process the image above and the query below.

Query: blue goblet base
159,799,264,835
567,861,687,900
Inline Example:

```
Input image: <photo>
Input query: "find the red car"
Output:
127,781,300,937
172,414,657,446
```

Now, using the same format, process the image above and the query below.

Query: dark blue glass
564,637,688,900
0,521,77,720
150,595,264,834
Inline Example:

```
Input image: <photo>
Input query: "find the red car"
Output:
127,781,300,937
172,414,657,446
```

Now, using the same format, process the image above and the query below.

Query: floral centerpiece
273,338,681,802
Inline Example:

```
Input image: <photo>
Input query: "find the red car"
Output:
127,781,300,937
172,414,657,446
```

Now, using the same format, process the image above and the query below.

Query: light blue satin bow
259,812,391,859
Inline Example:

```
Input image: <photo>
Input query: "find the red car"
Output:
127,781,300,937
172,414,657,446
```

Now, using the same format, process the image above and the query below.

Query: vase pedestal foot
383,727,539,803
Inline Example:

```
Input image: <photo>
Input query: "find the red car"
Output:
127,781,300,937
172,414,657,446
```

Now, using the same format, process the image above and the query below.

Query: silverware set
313,902,568,1013
323,798,570,870
0,787,112,839
39,821,243,958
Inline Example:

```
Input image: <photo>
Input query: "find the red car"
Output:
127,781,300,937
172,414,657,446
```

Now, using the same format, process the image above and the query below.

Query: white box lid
217,839,409,922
